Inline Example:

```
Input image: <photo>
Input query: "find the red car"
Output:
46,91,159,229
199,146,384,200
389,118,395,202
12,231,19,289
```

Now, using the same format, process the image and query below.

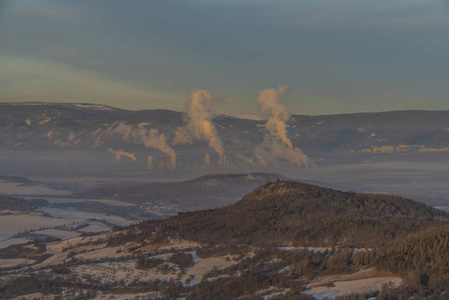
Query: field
0,181,70,196
0,177,137,250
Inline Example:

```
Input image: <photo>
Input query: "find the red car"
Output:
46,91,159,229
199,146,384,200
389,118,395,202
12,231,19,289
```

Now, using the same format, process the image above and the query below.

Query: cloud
0,57,183,110
2,0,449,114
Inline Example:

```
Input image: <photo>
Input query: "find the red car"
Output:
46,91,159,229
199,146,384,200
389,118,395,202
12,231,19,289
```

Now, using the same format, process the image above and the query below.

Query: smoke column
257,85,308,167
111,123,176,159
172,126,193,145
258,85,292,148
108,148,137,161
185,89,224,156
130,128,176,158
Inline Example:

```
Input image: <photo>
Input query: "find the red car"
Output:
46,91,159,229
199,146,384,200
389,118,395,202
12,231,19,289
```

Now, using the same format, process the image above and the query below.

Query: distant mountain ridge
2,103,449,166
0,102,119,110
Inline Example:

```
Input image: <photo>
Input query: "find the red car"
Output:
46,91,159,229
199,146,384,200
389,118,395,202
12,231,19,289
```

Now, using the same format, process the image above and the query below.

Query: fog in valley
2,148,449,203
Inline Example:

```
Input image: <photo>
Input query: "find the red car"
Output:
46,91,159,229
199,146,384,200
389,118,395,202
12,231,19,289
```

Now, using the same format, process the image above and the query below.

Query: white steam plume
108,148,136,161
257,85,308,167
255,139,308,167
130,128,175,157
184,89,224,156
258,85,292,148
172,126,193,145
110,122,175,157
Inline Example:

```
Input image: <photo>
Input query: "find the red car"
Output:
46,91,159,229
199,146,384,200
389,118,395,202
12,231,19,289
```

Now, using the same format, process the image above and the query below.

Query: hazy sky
1,0,449,115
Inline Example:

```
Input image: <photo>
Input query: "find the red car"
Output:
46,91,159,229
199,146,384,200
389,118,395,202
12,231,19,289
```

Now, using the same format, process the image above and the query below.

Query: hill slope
375,224,449,289
140,181,449,247
3,181,449,299
78,173,298,209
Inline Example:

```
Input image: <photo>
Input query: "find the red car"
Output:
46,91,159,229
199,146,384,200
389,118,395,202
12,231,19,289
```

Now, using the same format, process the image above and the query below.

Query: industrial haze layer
2,103,449,206
2,103,449,165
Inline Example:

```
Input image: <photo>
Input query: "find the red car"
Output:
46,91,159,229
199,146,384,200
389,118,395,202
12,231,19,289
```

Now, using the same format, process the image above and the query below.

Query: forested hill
138,181,449,248
375,224,449,289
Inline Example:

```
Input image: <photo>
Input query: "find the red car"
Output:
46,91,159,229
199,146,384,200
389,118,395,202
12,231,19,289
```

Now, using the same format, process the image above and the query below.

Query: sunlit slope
139,181,449,247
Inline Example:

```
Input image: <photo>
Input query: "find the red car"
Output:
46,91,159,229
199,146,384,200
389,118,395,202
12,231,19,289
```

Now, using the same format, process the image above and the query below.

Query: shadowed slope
140,181,449,247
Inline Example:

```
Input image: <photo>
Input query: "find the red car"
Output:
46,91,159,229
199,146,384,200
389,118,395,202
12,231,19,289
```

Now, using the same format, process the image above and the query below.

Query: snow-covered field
36,197,134,207
68,250,241,289
0,178,138,251
308,277,402,299
0,207,131,250
0,238,31,249
37,207,132,226
305,268,402,299
78,222,111,233
0,214,71,241
0,182,70,196
29,235,245,293
72,260,180,284
187,255,239,279
33,229,81,240
0,230,404,299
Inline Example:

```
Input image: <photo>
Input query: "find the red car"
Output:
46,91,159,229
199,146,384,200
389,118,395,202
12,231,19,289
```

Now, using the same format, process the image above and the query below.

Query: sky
1,0,449,115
